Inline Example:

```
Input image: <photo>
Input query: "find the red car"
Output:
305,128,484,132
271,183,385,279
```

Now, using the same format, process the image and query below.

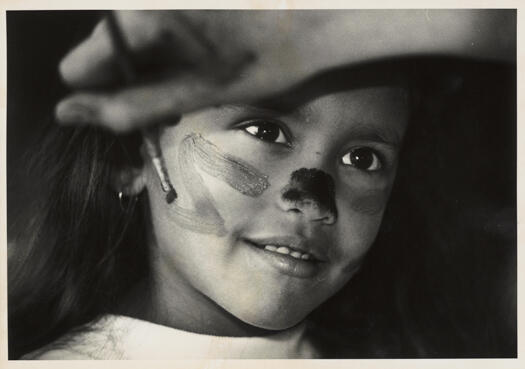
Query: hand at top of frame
56,10,515,132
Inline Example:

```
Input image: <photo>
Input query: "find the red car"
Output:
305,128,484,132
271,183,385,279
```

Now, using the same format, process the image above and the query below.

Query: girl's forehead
220,86,409,119
283,87,409,147
293,86,409,117
236,86,408,137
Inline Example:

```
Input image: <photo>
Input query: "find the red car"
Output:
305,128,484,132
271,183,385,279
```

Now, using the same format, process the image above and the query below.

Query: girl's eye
243,121,289,145
341,147,382,171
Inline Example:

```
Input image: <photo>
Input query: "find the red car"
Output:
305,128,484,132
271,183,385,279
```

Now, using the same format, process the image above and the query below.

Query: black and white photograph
4,6,518,362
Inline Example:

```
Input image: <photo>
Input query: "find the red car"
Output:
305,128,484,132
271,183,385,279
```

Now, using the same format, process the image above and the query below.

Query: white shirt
22,314,320,359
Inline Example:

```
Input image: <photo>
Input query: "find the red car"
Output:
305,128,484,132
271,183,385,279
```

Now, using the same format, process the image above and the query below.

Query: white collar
45,314,319,359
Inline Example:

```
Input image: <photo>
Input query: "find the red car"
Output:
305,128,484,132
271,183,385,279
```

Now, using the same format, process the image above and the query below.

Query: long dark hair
8,124,150,358
308,60,516,358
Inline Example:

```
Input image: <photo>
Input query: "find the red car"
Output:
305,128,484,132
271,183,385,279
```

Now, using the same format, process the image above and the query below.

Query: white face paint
166,133,270,236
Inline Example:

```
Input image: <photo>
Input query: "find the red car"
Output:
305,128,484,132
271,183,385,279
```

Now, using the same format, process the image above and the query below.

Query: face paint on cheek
166,135,227,236
191,134,270,197
166,133,270,236
349,189,388,216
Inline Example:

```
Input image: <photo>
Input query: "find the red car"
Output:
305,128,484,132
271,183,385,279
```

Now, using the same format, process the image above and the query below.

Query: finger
55,57,302,133
59,12,167,88
55,75,226,132
59,19,120,88
59,11,229,89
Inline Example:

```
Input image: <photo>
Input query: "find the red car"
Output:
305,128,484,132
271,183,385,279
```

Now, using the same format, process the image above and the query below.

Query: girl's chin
241,319,305,332
232,307,311,331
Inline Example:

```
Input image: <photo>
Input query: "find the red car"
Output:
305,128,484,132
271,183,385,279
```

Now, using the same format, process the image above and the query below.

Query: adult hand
56,10,330,132
56,10,515,132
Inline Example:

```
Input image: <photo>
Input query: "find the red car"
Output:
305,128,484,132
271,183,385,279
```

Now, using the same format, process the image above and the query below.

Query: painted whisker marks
167,133,271,236
190,134,270,197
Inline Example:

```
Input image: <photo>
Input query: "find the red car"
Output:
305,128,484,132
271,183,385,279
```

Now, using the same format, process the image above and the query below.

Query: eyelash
239,119,292,147
341,147,383,172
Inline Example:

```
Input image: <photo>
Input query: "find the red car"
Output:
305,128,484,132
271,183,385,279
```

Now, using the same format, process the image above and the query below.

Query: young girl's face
144,86,409,331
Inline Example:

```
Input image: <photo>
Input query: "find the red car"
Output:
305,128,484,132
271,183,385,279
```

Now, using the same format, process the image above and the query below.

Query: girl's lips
242,239,324,279
244,239,316,261
243,236,327,262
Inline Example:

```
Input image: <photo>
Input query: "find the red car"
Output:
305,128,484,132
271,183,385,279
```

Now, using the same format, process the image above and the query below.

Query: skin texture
124,86,409,336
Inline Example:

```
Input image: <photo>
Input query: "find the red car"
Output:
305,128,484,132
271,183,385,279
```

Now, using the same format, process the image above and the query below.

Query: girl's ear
111,165,147,196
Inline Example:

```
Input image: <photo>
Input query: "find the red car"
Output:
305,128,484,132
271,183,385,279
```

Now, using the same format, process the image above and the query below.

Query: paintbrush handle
104,10,177,202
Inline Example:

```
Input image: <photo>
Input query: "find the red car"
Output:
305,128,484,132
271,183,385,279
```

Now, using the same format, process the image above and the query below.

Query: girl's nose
278,168,337,225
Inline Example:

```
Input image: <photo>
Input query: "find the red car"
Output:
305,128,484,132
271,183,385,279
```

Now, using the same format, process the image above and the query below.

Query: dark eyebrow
344,122,403,148
219,104,287,116
218,103,329,127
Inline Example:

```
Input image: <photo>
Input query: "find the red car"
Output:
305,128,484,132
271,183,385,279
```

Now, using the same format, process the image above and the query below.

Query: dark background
8,11,100,238
6,11,517,357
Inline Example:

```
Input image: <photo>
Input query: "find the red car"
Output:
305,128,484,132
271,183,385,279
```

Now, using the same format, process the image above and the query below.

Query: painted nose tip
284,199,337,224
280,167,338,225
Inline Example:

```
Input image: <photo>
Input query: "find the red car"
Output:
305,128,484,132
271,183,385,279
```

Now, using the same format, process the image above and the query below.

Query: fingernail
56,101,97,124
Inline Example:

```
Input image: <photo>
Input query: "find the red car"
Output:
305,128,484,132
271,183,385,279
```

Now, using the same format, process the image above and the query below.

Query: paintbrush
104,10,177,204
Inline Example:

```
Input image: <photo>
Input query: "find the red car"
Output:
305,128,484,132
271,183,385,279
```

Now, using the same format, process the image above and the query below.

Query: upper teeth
264,245,312,260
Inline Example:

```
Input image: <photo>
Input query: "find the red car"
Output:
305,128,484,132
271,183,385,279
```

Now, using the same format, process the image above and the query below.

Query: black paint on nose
281,168,337,219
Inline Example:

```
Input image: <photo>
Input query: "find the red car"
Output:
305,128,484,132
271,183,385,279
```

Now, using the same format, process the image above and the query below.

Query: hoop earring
118,191,137,211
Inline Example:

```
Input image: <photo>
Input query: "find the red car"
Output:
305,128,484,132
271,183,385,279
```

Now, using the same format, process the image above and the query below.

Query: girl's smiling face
143,86,409,332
